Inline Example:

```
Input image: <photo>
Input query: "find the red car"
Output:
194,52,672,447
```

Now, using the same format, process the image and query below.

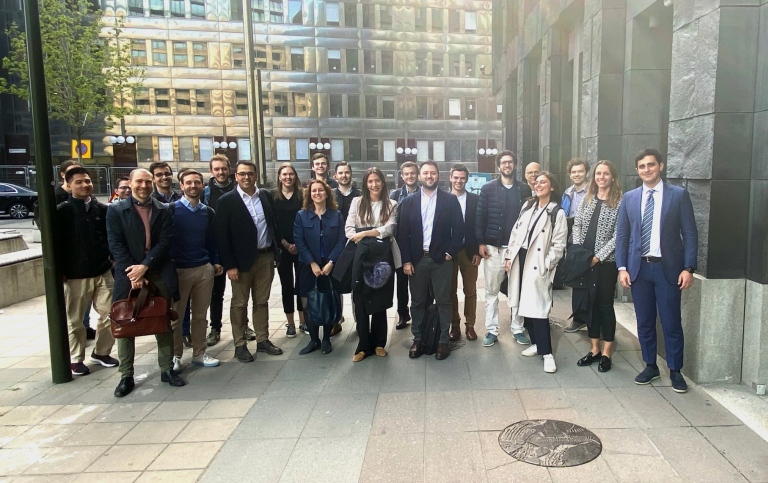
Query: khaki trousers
230,255,274,347
63,269,115,363
450,250,478,328
172,264,215,358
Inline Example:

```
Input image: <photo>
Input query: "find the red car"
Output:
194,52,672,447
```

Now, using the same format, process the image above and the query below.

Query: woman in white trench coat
505,172,568,373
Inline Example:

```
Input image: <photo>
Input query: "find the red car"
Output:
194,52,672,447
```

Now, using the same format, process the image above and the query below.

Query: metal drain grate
499,419,602,467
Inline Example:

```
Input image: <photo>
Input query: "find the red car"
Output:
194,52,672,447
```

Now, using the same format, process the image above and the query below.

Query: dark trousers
396,267,410,319
587,262,618,342
277,250,303,314
631,261,684,370
410,256,453,344
209,273,225,330
519,249,552,355
354,300,387,354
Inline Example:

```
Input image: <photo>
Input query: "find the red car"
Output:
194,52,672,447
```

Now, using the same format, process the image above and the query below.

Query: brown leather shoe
330,323,342,337
435,343,451,360
449,325,460,342
465,326,478,341
408,341,423,359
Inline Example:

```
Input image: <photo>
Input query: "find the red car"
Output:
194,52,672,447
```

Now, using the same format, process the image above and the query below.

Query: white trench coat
505,201,568,319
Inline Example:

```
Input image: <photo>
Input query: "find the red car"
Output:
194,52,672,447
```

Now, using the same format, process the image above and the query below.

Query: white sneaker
543,354,557,373
172,356,183,373
192,353,220,367
522,344,539,357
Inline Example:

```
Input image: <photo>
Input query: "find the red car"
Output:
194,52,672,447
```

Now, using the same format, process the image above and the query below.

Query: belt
257,246,273,254
423,251,431,258
641,256,662,263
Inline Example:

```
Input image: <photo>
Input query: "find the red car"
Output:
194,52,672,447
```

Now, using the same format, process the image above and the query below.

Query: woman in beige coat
505,172,568,373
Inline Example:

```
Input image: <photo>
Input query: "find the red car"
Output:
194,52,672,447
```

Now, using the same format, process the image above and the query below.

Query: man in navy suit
397,161,464,360
616,148,698,393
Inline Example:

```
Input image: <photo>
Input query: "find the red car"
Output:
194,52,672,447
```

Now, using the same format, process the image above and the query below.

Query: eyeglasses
236,172,256,177
116,187,131,190
155,172,173,178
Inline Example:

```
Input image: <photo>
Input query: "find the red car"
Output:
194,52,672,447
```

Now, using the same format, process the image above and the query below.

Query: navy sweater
170,200,220,268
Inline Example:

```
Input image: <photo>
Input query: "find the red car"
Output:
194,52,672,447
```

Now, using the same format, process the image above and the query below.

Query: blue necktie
641,189,654,256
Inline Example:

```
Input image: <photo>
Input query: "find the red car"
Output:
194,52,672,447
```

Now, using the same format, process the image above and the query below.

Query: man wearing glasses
214,162,283,362
149,162,182,203
111,177,132,203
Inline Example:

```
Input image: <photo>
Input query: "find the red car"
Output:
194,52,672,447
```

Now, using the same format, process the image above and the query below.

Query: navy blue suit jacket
293,208,346,265
397,188,465,266
616,183,698,285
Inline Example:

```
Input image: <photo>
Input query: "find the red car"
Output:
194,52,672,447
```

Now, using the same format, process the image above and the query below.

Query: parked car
0,183,38,219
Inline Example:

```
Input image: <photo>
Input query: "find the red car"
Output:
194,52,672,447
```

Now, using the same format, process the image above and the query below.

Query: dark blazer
397,188,465,266
459,191,480,258
616,183,698,285
293,208,346,266
214,187,280,273
106,197,177,301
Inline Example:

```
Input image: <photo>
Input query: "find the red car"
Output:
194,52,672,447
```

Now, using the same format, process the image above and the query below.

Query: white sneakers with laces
543,354,557,373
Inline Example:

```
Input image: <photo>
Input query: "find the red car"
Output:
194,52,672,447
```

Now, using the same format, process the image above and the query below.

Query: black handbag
331,241,357,294
306,275,341,326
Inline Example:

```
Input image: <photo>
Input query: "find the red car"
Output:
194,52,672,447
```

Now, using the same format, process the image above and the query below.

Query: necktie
641,189,654,256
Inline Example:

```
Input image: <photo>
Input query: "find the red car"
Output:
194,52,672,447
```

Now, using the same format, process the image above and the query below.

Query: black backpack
420,284,441,355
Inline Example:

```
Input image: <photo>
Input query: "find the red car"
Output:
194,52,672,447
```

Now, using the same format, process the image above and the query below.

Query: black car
0,182,38,219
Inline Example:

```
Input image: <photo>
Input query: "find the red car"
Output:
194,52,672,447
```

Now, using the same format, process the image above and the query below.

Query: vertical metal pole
23,0,72,383
241,0,266,184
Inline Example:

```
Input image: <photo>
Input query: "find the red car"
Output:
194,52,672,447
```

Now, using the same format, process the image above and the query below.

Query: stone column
580,0,626,166
539,28,566,177
516,58,539,167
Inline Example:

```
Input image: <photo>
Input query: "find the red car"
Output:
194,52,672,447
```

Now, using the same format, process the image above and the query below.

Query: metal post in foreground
23,0,71,383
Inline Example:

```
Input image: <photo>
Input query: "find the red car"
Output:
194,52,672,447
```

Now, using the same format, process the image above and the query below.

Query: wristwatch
684,267,695,274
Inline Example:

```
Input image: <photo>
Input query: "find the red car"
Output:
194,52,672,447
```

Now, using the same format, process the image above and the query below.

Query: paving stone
260,378,328,397
42,404,110,425
472,389,527,431
135,470,203,482
0,404,61,425
518,388,571,411
602,453,682,482
174,418,240,442
196,398,256,419
322,358,385,394
379,356,426,393
610,387,690,428
64,421,137,446
657,386,742,427
231,395,316,440
424,432,485,482
200,438,296,483
565,388,630,429
118,420,189,444
93,402,159,423
698,425,768,482
425,390,478,433
85,444,166,473
370,392,425,435
0,447,50,475
302,393,377,438
548,455,617,482
147,441,223,470
0,424,29,447
143,400,207,421
425,356,472,391
466,352,516,390
71,472,140,483
359,433,424,483
280,436,368,483
25,445,110,475
4,423,83,448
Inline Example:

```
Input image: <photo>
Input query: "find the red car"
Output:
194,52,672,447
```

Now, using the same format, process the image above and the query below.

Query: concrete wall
0,259,45,308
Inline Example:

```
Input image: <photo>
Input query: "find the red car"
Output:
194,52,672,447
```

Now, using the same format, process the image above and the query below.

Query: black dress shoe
114,376,135,398
576,351,602,367
299,340,321,355
598,355,612,372
408,341,422,359
256,339,283,355
235,345,255,362
161,369,186,387
396,315,409,330
435,343,451,360
321,339,333,354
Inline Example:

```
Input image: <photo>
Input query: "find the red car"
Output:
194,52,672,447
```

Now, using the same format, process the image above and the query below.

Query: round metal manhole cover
499,419,602,467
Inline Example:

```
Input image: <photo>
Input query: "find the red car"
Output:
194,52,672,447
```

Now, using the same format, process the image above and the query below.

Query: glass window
179,137,195,161
134,88,150,113
416,140,429,162
291,47,304,71
190,0,205,18
433,140,446,162
295,138,309,159
362,4,374,28
149,0,163,16
329,94,342,117
128,0,144,16
175,89,191,114
415,7,426,32
288,0,302,24
431,97,444,119
331,139,344,162
173,41,188,66
293,92,308,117
465,99,476,120
348,95,360,117
274,93,288,115
230,0,243,20
195,89,210,115
447,139,462,161
155,88,170,114
131,40,147,66
328,49,341,72
416,52,427,76
383,140,396,162
171,0,185,17
252,0,266,22
365,95,377,118
465,11,477,32
346,49,358,73
199,137,213,161
381,51,393,75
276,138,290,161
366,139,379,161
238,138,251,160
364,50,376,74
382,96,394,119
261,93,270,114
158,137,174,161
193,42,207,67
432,8,443,32
232,43,244,68
235,91,248,115
449,10,460,32
349,139,362,161
272,49,284,70
152,40,167,66
465,54,475,78
269,0,284,23
344,2,356,27
326,2,339,26
416,96,427,119
448,98,461,118
255,44,268,69
431,54,443,76
379,5,392,29
450,53,461,77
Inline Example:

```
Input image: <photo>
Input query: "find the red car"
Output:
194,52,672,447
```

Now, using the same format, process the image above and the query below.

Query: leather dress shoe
256,339,283,355
577,351,602,366
435,343,451,360
161,370,186,387
396,315,410,330
408,341,423,359
114,376,135,398
598,355,612,373
235,345,255,362
330,323,342,337
465,326,478,341
449,326,460,342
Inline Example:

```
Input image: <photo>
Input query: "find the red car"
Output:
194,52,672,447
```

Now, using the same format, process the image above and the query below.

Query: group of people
55,145,697,398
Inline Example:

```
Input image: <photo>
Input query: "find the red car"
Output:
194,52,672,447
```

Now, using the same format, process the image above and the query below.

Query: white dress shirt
237,185,270,249
641,180,663,257
421,188,438,251
455,192,467,219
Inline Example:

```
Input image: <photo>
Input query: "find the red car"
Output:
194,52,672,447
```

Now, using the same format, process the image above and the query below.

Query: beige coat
505,201,568,319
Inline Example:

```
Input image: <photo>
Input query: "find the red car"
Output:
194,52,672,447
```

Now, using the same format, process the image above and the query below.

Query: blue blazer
616,183,698,285
397,188,465,266
293,208,346,266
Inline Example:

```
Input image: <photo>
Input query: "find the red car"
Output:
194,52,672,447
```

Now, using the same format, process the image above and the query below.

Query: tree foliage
0,0,145,158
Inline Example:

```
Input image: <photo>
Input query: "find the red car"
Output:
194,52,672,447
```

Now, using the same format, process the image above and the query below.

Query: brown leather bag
111,286,172,339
